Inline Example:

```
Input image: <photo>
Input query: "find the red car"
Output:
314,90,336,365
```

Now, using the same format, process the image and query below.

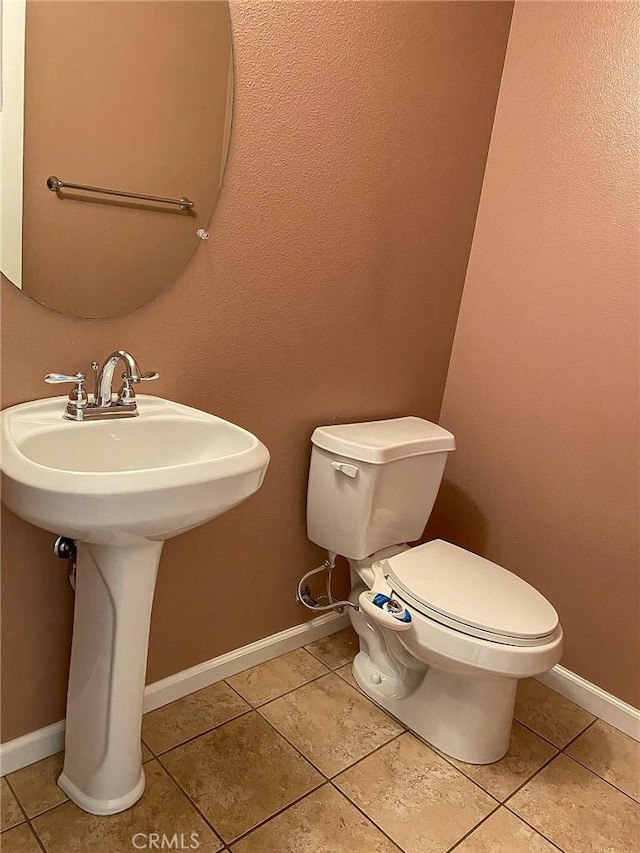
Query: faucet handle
45,371,86,385
44,372,88,406
122,370,159,383
116,370,159,404
127,370,159,383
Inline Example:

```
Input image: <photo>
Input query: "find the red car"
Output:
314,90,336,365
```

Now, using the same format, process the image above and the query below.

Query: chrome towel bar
46,175,194,211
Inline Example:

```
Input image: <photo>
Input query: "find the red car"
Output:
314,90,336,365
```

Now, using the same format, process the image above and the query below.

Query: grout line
223,780,328,847
219,679,262,706
502,735,640,812
254,709,332,776
151,707,253,758
153,754,227,850
502,804,567,852
444,801,502,853
405,729,519,804
253,705,336,777
560,751,639,803
147,650,359,761
557,752,640,807
327,782,404,852
558,717,598,751
3,774,30,827
322,664,410,733
511,716,566,749
430,732,562,806
14,797,69,823
303,647,355,670
334,664,360,684
242,709,330,780
152,653,401,775
501,750,561,805
256,690,405,781
222,666,331,710
329,731,405,781
452,803,565,853
141,735,156,757
155,709,329,847
302,628,357,671
23,821,48,853
3,776,48,853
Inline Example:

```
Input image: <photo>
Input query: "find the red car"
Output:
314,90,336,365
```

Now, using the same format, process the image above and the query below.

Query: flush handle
330,461,359,478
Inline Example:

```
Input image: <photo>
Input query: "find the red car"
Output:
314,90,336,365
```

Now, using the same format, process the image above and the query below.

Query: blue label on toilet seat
371,593,412,623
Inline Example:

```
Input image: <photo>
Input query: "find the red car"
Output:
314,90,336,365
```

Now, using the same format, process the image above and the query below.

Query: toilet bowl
306,417,563,764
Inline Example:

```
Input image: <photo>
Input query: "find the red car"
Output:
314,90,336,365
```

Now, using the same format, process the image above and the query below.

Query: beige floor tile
32,760,221,853
335,733,496,853
7,752,67,818
335,662,361,691
142,681,249,753
232,784,400,853
305,627,359,669
260,673,403,776
565,719,640,802
162,711,322,843
514,679,595,746
454,808,558,853
1,779,24,831
508,753,640,853
447,721,557,801
0,823,42,853
226,648,328,706
141,741,154,762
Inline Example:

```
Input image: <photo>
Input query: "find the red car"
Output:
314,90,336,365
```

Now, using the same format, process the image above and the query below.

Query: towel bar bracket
46,175,194,211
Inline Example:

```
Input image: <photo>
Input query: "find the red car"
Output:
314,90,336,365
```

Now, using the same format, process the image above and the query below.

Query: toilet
306,416,563,764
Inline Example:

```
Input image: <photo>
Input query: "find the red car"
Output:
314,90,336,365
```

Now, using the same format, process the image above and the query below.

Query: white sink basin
1,395,269,545
0,394,269,816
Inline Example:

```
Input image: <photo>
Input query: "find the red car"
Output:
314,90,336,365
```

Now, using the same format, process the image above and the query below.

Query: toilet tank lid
311,417,455,464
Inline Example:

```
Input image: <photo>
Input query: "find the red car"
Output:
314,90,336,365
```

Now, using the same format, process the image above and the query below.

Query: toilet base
352,650,517,764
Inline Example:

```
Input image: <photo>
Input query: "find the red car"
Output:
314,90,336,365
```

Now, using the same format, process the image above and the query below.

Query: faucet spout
95,350,142,406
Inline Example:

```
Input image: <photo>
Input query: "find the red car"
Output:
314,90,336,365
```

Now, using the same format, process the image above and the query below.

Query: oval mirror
0,0,233,319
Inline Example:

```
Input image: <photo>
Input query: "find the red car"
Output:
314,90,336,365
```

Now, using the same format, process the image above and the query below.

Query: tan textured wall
20,0,231,318
0,1,513,741
430,1,640,706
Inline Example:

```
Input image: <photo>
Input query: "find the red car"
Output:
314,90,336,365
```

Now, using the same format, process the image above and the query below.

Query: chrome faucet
45,349,159,421
93,350,157,407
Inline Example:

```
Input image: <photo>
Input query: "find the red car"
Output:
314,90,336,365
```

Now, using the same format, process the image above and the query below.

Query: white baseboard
143,610,349,713
0,611,349,776
0,720,66,778
3,617,637,776
536,665,640,741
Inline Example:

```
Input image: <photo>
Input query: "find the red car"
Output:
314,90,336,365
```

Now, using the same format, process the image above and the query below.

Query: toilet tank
307,417,455,561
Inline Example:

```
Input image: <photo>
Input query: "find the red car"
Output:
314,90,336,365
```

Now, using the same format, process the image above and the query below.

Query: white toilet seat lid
382,540,559,646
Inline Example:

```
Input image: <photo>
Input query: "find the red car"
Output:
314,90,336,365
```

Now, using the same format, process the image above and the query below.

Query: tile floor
1,626,639,853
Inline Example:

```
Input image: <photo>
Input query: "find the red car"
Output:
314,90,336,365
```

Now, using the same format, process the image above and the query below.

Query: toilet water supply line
296,556,359,614
296,555,413,630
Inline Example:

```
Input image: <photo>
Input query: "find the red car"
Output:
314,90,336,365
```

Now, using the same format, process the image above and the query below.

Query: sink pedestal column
58,540,163,815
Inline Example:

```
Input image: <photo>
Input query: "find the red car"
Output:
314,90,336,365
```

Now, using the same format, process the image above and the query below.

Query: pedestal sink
1,395,269,815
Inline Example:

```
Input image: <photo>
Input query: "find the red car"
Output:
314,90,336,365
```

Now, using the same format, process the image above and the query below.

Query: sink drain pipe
54,535,77,591
296,555,358,614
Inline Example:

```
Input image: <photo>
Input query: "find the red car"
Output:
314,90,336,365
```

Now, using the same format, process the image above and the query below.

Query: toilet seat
381,540,559,648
